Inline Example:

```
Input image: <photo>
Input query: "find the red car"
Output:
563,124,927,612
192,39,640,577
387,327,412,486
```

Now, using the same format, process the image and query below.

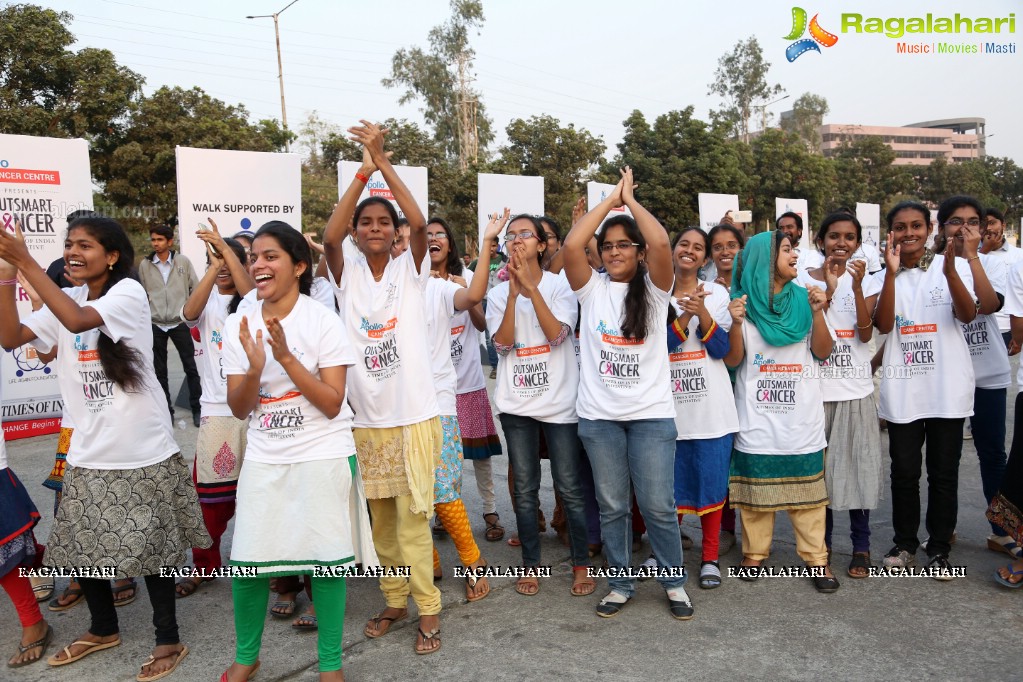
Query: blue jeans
970,387,1008,534
498,414,591,568
578,417,684,597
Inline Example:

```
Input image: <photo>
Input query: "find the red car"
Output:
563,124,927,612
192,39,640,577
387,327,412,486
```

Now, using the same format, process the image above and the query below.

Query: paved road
4,354,1021,681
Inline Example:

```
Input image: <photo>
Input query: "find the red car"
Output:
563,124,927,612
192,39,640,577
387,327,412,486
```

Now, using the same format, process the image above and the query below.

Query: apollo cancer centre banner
477,174,544,251
337,161,429,225
176,147,302,267
0,134,93,438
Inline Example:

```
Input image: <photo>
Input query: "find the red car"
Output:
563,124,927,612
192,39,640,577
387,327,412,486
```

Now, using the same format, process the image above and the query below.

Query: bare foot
48,631,120,664
270,591,298,617
415,614,441,654
138,644,186,679
320,670,345,681
7,619,49,666
464,559,490,601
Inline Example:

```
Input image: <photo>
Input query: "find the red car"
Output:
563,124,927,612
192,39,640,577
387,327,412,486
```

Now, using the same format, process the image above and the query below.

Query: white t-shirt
310,277,336,312
330,248,439,428
795,269,882,401
450,268,486,395
961,254,1010,390
424,276,459,416
669,282,738,439
799,246,882,274
1001,259,1023,391
486,271,579,423
574,271,674,421
733,322,827,455
873,255,976,422
222,294,357,464
985,241,1023,332
184,291,237,417
25,280,177,469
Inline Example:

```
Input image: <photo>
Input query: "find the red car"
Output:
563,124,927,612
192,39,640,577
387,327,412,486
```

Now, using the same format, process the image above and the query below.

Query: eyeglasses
600,241,641,253
943,218,981,227
503,232,539,242
426,232,448,240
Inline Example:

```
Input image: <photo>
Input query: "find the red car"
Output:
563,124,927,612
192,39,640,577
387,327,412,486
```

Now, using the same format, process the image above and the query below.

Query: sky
39,0,1023,163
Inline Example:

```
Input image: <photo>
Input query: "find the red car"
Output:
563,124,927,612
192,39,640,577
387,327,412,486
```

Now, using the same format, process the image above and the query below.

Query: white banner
698,193,739,231
337,161,429,223
856,202,881,259
587,181,633,218
775,197,811,251
1,134,93,431
477,174,544,250
176,147,302,267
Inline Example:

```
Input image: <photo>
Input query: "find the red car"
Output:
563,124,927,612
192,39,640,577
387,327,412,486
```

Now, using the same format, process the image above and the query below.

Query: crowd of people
1,122,1022,680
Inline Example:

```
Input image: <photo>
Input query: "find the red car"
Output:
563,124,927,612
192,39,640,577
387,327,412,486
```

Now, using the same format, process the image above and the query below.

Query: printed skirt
43,453,212,579
434,415,464,504
728,450,829,513
194,415,248,504
0,467,42,576
455,388,503,460
674,434,733,516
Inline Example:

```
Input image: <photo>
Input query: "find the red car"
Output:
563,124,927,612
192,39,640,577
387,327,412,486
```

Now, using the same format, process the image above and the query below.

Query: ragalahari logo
784,7,839,61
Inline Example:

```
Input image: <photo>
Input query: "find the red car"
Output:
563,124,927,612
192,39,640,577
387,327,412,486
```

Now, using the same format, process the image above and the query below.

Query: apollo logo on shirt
360,316,400,380
670,350,708,404
211,329,224,350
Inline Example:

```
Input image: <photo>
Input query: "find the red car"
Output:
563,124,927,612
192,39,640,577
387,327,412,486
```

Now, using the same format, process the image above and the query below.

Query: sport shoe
920,531,957,555
638,555,658,582
882,546,916,568
925,554,956,581
666,586,694,620
963,423,973,440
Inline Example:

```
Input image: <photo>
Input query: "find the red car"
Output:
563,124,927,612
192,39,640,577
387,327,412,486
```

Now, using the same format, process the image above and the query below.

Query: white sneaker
882,546,917,568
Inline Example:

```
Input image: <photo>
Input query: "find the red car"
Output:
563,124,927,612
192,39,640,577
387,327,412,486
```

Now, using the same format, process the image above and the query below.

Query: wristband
355,172,370,184
0,278,17,286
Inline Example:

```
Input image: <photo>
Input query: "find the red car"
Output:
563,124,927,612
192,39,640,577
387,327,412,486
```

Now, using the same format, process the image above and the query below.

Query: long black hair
217,237,247,314
254,222,313,296
427,217,462,276
596,215,651,340
67,217,148,392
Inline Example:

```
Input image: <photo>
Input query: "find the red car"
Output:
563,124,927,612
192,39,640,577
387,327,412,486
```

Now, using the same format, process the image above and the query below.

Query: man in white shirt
137,225,202,425
981,207,1022,346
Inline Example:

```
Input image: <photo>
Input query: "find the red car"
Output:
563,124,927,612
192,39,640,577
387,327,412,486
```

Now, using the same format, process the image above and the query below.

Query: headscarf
730,230,813,347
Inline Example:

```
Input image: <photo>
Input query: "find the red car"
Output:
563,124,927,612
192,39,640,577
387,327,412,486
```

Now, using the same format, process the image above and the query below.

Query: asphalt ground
3,352,1022,682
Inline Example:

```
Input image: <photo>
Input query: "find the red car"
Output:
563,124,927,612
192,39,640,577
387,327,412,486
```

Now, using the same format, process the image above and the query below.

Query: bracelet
355,172,370,184
856,321,872,330
968,255,981,262
0,278,17,286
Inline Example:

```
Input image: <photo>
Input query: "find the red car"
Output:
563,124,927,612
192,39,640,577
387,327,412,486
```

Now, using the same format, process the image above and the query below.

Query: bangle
355,172,369,184
0,278,16,286
856,321,872,330
968,255,981,262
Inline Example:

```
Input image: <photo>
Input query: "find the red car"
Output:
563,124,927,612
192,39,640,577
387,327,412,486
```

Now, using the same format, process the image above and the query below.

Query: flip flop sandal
8,624,53,668
699,561,722,589
135,644,188,682
48,587,84,612
175,576,213,599
848,552,872,579
269,599,297,619
483,513,505,542
515,575,540,596
47,637,121,666
292,614,318,631
464,565,490,602
994,564,1023,589
113,579,138,607
364,610,408,639
30,577,54,603
414,627,441,655
571,567,596,596
218,661,260,682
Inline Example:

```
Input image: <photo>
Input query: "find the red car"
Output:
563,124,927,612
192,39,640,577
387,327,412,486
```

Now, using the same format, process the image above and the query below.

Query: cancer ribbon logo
784,7,838,62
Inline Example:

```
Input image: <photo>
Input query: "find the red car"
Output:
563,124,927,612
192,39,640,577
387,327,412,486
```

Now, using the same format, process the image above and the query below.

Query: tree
750,128,837,228
609,108,755,229
489,115,606,229
831,136,914,211
382,0,494,164
0,4,144,140
781,93,829,153
94,86,286,232
707,38,784,143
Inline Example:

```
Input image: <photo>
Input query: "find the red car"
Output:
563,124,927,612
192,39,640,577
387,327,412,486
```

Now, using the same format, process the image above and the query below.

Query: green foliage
780,93,829,153
0,4,143,140
750,128,837,226
831,136,914,211
707,37,784,142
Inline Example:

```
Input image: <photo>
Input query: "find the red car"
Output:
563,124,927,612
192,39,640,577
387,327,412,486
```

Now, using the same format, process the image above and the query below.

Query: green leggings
233,576,347,671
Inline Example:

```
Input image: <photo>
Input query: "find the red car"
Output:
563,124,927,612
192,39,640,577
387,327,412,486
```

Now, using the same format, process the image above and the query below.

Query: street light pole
247,0,300,152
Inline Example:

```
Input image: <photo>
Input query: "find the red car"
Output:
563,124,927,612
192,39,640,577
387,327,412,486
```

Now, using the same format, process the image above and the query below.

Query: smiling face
65,226,118,285
777,216,801,245
673,230,707,276
711,230,741,275
208,254,236,294
775,235,798,284
355,203,397,256
889,207,930,260
985,214,1005,248
426,222,450,268
600,224,643,282
820,220,860,264
250,234,306,301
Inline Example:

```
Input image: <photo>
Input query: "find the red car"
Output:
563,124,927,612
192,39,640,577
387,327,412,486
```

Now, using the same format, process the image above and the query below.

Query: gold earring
108,263,113,271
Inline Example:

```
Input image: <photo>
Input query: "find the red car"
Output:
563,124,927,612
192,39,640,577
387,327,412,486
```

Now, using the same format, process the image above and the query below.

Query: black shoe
925,554,956,582
667,587,695,620
192,412,202,428
811,566,840,593
595,592,629,618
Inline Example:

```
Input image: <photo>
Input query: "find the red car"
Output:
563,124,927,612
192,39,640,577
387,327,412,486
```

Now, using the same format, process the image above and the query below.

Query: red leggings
1,569,43,628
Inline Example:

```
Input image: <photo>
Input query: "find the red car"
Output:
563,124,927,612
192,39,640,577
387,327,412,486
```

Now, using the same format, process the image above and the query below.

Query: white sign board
176,147,302,267
775,197,811,252
698,193,739,231
856,202,881,260
1,134,93,434
477,174,544,250
587,181,633,218
337,161,429,223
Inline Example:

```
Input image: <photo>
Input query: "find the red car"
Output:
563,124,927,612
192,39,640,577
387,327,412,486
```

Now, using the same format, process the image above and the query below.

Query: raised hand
729,294,748,324
823,255,841,296
807,285,828,312
483,208,510,244
238,316,266,373
960,222,981,258
264,316,294,365
0,220,29,277
348,120,390,166
884,237,901,272
448,275,468,288
571,197,586,226
305,233,325,255
720,211,735,226
679,282,709,318
620,166,638,205
943,236,957,278
197,217,227,260
847,259,866,292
